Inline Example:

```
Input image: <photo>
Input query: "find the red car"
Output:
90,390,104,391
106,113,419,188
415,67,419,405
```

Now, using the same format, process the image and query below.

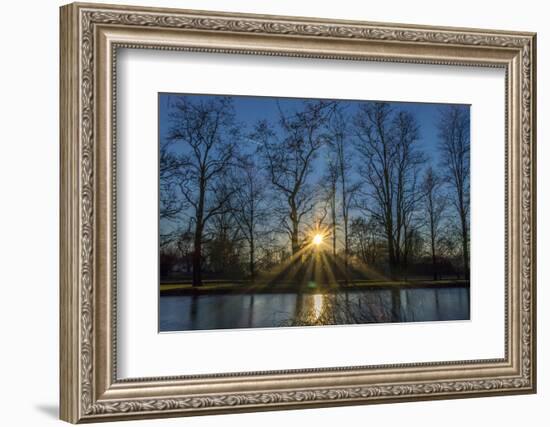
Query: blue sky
159,92,468,166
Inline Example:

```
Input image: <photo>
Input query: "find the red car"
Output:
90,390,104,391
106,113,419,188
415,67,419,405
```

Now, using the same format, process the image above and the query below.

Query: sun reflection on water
312,294,324,320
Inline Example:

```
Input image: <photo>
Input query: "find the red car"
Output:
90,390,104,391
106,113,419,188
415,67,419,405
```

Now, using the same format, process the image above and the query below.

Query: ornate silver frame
60,2,537,423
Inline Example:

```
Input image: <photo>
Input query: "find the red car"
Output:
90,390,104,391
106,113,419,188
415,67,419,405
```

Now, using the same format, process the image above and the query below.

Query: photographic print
159,93,470,332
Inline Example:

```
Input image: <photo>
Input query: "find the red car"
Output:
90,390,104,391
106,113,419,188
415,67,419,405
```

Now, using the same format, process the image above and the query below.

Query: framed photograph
60,2,537,423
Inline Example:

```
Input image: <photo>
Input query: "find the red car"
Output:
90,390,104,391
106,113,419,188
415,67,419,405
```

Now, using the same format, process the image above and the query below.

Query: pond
159,285,470,332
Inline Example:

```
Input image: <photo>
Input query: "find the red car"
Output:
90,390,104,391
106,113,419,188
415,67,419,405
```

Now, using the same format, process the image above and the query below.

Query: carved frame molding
60,2,536,423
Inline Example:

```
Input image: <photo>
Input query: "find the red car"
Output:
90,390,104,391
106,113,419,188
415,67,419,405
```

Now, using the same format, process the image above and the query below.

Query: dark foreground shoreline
160,280,470,296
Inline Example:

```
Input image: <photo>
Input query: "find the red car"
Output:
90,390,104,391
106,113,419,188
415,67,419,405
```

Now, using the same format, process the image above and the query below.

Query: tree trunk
192,224,203,287
428,194,438,281
291,227,299,255
343,215,349,284
431,232,437,281
290,204,300,255
402,226,409,279
192,179,206,287
249,235,255,280
387,233,396,278
341,173,349,284
461,211,469,279
386,211,396,278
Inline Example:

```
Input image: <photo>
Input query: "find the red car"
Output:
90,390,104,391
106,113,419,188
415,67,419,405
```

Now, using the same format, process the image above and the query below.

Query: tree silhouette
166,96,240,286
354,102,425,276
159,95,470,287
231,156,269,279
422,166,447,280
328,107,360,281
255,101,335,255
438,105,470,279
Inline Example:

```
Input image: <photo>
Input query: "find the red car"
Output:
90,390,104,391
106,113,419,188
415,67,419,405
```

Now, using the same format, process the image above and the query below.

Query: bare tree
231,156,269,280
349,216,383,265
255,101,335,254
166,96,240,286
175,224,194,274
322,155,339,257
328,108,359,281
438,105,470,279
354,103,396,272
393,110,426,269
159,139,189,249
204,179,243,276
159,139,186,221
353,102,425,277
422,166,447,280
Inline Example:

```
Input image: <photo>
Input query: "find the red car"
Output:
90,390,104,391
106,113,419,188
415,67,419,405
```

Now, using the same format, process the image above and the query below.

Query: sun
312,233,324,246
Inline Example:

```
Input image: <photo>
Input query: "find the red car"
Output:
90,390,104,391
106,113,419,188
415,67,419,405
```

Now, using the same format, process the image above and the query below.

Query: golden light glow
312,294,324,320
312,233,324,246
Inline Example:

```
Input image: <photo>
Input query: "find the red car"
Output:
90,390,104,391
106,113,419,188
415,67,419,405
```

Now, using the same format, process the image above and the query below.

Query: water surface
159,286,470,332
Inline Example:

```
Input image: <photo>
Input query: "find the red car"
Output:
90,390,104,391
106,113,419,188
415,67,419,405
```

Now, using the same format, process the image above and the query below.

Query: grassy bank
160,279,469,296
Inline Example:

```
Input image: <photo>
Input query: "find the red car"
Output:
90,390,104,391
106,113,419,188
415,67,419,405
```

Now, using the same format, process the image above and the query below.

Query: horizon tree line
159,95,470,287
